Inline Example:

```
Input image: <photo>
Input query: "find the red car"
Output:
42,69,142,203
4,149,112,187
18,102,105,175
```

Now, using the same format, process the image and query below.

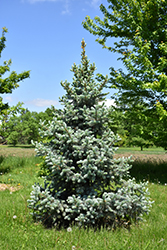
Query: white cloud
61,0,70,15
4,96,13,102
22,0,61,3
100,99,116,108
22,0,71,14
89,0,101,8
105,99,116,107
91,0,100,5
22,0,101,9
28,98,59,107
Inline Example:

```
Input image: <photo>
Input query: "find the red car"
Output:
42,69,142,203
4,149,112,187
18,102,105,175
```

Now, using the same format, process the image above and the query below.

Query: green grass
116,146,165,155
0,147,167,249
0,145,35,157
0,145,165,156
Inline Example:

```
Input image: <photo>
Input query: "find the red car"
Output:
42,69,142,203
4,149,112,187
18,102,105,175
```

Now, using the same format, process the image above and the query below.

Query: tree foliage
28,40,152,229
0,105,55,146
0,27,30,113
108,104,155,150
83,0,167,149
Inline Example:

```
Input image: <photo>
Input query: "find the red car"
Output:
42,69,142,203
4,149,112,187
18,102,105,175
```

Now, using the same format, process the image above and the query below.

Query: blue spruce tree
28,40,152,228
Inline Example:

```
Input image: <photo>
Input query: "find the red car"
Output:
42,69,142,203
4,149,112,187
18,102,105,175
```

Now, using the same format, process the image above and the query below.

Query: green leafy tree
0,106,55,146
108,108,128,147
120,102,155,150
83,0,167,149
20,108,55,144
28,40,152,229
0,102,25,145
125,105,154,151
7,131,19,147
0,27,30,113
108,105,155,150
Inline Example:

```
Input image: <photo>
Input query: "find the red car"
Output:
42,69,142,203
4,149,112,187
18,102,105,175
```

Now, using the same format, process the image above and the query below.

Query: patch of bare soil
0,184,22,192
115,153,167,162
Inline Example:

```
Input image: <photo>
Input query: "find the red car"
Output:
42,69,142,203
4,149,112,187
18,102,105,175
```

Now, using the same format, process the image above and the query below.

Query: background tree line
0,102,165,151
0,104,56,146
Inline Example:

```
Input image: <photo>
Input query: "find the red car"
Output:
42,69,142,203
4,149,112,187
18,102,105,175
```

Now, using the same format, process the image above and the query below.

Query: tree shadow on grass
129,158,167,184
8,145,35,149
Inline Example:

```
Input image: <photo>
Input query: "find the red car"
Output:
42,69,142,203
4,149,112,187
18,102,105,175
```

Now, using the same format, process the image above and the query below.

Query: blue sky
1,0,123,112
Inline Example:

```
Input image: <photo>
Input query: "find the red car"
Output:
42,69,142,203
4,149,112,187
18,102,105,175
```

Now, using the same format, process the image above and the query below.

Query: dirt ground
115,153,167,162
0,183,22,192
1,146,167,160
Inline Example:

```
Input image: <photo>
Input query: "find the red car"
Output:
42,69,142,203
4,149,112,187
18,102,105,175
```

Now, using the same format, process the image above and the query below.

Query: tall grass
0,150,167,249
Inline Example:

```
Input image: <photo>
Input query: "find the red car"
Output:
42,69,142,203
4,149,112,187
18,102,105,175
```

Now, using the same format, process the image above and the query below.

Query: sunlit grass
0,148,167,249
0,145,35,157
116,146,165,154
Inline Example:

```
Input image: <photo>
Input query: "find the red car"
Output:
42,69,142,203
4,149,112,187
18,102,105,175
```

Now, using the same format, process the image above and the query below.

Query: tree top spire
81,39,87,62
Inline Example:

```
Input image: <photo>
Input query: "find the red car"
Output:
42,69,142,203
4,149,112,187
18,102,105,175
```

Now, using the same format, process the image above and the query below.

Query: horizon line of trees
0,104,57,146
0,101,166,151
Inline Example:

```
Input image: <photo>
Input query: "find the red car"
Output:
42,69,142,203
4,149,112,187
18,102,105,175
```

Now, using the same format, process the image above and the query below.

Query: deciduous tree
0,105,55,146
83,0,167,149
0,27,30,113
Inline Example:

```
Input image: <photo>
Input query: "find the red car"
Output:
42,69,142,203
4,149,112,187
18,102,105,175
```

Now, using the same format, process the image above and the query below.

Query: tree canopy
0,105,55,146
0,27,30,113
83,0,167,149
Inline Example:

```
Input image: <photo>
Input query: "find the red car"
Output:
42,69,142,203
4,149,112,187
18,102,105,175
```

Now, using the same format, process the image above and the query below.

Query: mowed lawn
0,145,167,249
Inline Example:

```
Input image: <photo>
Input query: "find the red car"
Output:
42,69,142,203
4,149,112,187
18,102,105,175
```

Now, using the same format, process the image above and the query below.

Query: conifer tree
28,40,152,228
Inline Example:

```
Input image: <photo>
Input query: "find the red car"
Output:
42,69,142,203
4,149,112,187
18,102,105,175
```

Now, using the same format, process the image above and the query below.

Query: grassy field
0,145,35,157
0,146,167,249
116,146,165,155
